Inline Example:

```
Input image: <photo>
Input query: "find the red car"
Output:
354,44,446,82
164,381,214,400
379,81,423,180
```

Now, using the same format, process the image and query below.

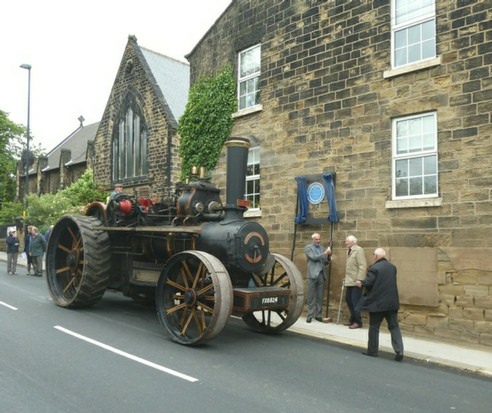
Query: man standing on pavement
6,229,20,275
24,225,34,275
344,235,367,329
29,227,47,277
356,248,404,361
304,232,331,323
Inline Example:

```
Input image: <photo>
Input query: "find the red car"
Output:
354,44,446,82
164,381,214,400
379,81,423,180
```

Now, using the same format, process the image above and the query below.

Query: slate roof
140,47,190,123
42,122,99,172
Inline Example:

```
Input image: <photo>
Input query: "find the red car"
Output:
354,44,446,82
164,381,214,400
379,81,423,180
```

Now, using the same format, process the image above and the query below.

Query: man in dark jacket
356,248,404,361
29,227,47,277
24,225,34,275
6,229,20,275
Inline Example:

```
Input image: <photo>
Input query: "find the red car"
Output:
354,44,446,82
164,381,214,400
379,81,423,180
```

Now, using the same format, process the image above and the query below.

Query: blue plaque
307,182,325,205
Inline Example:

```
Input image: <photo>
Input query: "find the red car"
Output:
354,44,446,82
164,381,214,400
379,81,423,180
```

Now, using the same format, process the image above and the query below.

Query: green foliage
178,65,237,179
0,109,46,203
0,168,107,234
26,169,106,232
57,168,108,206
0,110,24,202
26,193,74,232
0,201,24,225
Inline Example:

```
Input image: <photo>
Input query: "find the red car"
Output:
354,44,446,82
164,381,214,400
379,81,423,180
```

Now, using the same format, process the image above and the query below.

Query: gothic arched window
112,106,148,181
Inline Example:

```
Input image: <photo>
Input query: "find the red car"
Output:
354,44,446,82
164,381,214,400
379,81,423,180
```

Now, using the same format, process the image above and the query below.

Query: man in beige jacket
344,235,367,329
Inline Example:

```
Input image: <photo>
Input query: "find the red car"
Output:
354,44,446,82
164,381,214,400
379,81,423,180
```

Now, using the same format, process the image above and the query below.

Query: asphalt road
1,265,491,413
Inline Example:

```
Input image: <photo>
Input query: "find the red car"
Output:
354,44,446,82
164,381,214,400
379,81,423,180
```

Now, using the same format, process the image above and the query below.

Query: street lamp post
20,63,31,210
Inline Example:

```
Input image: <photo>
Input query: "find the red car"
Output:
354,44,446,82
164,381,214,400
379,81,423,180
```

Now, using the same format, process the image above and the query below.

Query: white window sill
385,197,442,209
244,209,262,218
232,104,263,118
383,56,441,79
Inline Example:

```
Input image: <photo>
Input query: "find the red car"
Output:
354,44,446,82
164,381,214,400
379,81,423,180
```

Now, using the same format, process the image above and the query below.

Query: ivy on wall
178,65,236,179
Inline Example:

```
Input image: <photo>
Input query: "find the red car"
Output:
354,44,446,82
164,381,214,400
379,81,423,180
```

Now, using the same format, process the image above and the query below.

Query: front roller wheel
46,215,111,308
242,253,305,334
156,251,233,345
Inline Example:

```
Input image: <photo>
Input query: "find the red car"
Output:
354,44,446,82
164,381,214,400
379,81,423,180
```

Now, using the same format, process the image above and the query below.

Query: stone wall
93,36,181,198
188,0,492,347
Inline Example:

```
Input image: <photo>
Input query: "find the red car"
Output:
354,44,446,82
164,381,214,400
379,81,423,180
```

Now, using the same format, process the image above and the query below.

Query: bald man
356,248,404,361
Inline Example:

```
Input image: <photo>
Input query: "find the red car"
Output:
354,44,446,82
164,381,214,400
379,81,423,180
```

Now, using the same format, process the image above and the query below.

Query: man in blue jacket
356,248,404,361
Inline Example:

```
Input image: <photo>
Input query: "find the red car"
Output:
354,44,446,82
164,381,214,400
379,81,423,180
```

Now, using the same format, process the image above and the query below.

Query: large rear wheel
46,215,111,308
242,253,304,333
156,251,233,345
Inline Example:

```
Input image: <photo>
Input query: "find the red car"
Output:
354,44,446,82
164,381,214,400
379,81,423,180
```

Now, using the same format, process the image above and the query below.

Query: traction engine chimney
224,137,250,221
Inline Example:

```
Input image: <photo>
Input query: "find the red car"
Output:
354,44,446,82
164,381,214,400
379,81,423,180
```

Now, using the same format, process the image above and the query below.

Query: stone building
92,35,189,199
187,0,492,347
17,117,98,197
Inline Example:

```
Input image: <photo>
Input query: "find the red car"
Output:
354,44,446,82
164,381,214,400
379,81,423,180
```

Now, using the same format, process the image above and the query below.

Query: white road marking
0,301,18,310
54,325,198,382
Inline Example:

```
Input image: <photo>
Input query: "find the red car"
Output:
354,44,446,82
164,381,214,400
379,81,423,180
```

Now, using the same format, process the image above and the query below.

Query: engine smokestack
224,137,250,221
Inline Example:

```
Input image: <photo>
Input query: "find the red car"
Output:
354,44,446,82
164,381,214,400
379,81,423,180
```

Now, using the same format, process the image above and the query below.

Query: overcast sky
1,0,231,152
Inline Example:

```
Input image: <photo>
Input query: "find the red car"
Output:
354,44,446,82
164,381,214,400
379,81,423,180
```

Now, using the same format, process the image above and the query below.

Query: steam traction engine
45,138,304,345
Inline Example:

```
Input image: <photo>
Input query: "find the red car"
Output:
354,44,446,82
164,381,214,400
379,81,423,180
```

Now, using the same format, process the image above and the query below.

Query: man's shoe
349,323,362,329
315,317,323,322
362,352,378,357
395,352,404,362
306,317,312,323
343,322,352,326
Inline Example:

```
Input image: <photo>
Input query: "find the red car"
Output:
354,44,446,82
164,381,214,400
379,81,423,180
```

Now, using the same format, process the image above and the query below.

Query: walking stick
336,280,345,324
324,221,334,320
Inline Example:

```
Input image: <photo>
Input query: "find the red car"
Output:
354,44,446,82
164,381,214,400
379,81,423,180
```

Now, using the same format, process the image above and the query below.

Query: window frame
245,146,260,211
112,106,148,182
237,44,261,111
392,112,438,200
391,0,436,70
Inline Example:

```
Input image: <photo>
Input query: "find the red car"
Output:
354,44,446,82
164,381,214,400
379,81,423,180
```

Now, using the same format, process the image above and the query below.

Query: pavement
2,252,492,378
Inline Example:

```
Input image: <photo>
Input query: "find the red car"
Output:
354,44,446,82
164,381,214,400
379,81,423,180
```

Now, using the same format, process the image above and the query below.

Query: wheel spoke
63,275,78,293
181,309,195,336
57,243,72,254
191,261,205,289
166,301,187,315
180,261,193,288
166,278,186,292
195,300,213,313
196,283,214,297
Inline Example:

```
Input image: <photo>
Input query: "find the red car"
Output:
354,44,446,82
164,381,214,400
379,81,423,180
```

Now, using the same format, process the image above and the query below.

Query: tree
178,65,237,179
0,110,24,203
57,168,108,206
1,168,108,234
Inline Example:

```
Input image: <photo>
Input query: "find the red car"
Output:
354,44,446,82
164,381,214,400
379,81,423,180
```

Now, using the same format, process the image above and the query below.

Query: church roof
42,121,99,172
140,47,190,124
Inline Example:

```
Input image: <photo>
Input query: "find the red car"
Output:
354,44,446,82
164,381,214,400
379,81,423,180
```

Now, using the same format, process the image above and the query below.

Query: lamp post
20,63,31,210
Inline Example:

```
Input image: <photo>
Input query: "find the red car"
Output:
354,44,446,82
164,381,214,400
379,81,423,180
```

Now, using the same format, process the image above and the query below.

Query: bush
0,168,107,234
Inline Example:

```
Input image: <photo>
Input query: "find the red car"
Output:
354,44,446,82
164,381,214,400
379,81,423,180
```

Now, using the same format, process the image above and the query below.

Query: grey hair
346,235,357,244
374,248,386,258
